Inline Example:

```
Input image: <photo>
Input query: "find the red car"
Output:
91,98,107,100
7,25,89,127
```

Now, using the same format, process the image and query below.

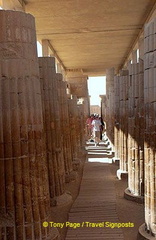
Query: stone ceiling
24,0,156,75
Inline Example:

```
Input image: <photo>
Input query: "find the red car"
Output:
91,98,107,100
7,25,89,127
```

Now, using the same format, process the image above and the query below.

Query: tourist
86,114,94,140
91,114,102,146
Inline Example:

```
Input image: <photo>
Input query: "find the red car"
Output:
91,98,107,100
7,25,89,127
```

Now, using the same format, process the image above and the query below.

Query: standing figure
92,114,102,146
86,114,94,140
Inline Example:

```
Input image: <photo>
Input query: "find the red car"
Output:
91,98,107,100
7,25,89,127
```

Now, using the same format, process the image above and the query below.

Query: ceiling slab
25,0,156,75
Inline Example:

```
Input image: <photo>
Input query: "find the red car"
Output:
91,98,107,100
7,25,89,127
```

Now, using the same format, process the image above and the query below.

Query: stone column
57,74,76,183
138,37,144,61
68,96,80,159
138,19,156,239
116,71,129,180
124,60,144,203
105,68,115,146
42,39,49,57
132,49,138,64
0,10,58,240
77,104,86,148
114,76,120,161
38,57,72,206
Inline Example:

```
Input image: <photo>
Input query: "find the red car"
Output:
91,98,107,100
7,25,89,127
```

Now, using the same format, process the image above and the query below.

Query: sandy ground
51,153,144,240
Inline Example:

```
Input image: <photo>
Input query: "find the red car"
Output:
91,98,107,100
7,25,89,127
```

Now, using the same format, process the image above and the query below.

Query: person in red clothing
86,114,94,140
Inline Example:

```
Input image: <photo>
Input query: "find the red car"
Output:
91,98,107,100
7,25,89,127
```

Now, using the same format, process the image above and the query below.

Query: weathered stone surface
0,10,57,240
140,20,156,238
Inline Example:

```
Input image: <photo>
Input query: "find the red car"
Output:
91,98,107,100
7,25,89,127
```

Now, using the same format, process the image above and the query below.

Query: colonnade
0,10,88,240
103,19,156,239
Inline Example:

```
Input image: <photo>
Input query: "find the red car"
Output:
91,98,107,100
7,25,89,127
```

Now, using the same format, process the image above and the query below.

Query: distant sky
88,77,106,106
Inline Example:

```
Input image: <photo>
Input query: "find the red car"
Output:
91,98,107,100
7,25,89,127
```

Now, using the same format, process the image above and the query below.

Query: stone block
148,52,154,68
139,59,144,73
144,69,149,89
144,22,150,38
132,63,139,74
154,18,156,34
149,34,154,52
154,68,156,87
144,37,149,53
154,34,156,50
127,62,133,75
149,68,154,88
149,20,154,36
144,53,149,69
153,51,156,67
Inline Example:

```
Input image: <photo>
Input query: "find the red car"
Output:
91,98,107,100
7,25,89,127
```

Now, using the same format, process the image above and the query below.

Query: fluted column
116,71,129,179
68,96,80,159
0,10,58,240
57,74,76,182
138,19,156,239
105,68,115,146
114,76,120,160
38,57,72,206
124,60,144,203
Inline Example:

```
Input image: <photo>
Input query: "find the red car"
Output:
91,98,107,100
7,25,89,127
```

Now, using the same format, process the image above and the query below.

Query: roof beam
120,2,156,69
48,40,66,72
41,39,66,72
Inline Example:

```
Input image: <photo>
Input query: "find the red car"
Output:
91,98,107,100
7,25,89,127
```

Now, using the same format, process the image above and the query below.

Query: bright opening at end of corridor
88,76,106,115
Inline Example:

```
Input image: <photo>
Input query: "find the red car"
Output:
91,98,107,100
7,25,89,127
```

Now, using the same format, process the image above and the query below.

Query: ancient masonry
1,8,156,240
103,19,156,239
0,10,88,240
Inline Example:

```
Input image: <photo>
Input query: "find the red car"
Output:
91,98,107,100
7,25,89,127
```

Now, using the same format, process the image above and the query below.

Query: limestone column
138,19,156,239
68,96,80,158
100,95,107,136
114,76,120,161
132,49,138,64
105,68,115,146
42,39,49,57
38,57,72,205
124,60,144,203
57,73,76,182
0,10,58,240
77,104,86,147
116,70,129,180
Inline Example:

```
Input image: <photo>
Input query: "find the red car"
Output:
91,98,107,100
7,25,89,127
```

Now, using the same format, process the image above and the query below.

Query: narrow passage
66,140,124,240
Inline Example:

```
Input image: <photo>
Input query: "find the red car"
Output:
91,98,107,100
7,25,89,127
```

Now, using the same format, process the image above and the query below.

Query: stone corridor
66,139,124,240
0,2,156,240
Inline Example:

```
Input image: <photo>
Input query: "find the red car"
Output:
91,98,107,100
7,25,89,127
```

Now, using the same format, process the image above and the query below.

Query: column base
51,192,72,207
65,171,78,183
116,169,128,180
138,223,156,240
124,188,144,204
112,157,120,165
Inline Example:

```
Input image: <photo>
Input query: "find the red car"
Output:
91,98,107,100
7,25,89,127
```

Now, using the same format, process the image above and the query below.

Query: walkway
66,139,124,240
